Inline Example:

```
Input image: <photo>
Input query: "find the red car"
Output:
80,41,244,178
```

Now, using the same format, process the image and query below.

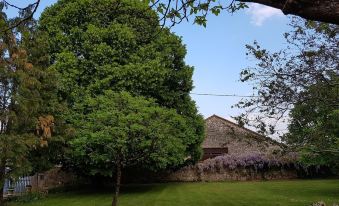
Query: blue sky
9,1,290,121
172,4,290,120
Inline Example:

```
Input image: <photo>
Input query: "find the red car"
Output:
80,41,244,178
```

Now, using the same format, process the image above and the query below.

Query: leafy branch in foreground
144,0,339,27
146,0,247,28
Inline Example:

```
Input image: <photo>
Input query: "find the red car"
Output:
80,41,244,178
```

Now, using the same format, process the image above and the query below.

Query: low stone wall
163,167,298,182
155,153,300,182
31,165,299,189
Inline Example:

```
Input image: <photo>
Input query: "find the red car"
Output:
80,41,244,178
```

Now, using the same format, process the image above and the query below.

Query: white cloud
246,3,283,26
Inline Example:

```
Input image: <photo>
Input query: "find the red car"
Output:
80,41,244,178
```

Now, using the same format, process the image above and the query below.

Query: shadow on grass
48,183,168,196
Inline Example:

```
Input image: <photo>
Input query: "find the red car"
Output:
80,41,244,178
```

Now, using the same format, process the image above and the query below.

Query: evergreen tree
0,8,59,205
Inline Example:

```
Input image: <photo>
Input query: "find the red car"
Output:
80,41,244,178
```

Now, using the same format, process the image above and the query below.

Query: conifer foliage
0,8,58,205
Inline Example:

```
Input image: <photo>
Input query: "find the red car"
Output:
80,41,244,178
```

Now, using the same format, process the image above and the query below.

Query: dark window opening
202,147,228,160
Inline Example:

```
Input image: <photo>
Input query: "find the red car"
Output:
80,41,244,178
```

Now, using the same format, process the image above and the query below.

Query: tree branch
0,0,40,33
237,0,339,24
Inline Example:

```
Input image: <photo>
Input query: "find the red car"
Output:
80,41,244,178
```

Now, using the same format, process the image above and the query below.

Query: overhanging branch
237,0,339,24
0,0,41,33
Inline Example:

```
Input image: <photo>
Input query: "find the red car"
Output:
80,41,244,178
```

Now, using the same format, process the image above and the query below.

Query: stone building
201,115,283,160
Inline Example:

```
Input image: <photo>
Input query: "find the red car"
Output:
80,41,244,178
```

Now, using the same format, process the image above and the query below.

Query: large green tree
71,91,194,206
39,0,204,164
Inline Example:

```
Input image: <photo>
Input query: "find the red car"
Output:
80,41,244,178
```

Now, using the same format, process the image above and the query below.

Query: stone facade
202,115,283,158
157,115,298,182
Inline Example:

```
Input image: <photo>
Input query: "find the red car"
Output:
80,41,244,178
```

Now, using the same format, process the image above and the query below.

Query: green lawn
9,179,339,206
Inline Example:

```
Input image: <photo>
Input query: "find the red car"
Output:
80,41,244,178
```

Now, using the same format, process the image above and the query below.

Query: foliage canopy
39,0,204,173
70,91,194,176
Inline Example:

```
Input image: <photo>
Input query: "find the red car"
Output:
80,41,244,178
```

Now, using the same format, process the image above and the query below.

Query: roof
204,114,283,147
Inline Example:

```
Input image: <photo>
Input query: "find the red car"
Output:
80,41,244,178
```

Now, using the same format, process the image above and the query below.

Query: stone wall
163,167,298,182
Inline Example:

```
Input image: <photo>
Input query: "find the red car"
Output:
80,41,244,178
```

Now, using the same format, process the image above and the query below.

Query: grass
8,179,339,206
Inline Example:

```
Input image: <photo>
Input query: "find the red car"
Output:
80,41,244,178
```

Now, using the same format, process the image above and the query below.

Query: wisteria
196,152,300,173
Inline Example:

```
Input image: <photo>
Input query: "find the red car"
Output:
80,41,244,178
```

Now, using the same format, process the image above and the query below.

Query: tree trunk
238,0,339,24
112,164,122,206
0,163,6,206
0,184,4,206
